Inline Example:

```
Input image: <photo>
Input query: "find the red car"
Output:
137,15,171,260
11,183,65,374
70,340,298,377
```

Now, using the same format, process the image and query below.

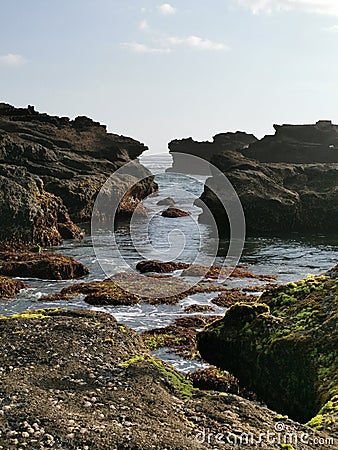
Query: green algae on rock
197,269,338,435
0,308,334,449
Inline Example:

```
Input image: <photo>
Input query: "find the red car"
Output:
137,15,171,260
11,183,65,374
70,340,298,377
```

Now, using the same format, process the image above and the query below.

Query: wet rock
156,197,176,206
0,308,333,449
188,366,258,401
161,207,191,218
136,260,189,274
0,251,89,280
197,270,338,436
211,289,255,307
0,276,27,298
42,272,228,306
183,304,215,313
141,315,221,358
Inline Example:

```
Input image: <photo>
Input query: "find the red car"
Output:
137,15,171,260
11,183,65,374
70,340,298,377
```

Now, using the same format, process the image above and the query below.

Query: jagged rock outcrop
198,121,338,235
0,103,157,245
167,132,257,174
197,269,338,436
243,121,338,163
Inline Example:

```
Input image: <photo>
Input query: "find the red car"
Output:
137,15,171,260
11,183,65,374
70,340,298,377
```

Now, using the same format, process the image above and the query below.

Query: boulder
161,207,190,218
197,268,338,436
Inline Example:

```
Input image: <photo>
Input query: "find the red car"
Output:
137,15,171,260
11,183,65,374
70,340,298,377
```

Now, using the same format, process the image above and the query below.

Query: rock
136,260,189,273
156,197,176,206
0,276,27,298
242,121,338,163
197,270,338,436
183,304,215,313
0,103,157,245
167,132,257,174
0,165,84,246
199,148,338,235
141,315,221,358
161,207,190,218
41,272,227,306
188,366,258,401
0,308,333,449
0,251,89,280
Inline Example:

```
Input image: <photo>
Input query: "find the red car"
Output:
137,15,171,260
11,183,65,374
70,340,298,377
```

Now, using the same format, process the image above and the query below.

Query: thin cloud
122,42,171,54
168,35,228,51
324,24,338,31
158,3,176,15
139,19,149,30
237,0,338,16
0,53,26,67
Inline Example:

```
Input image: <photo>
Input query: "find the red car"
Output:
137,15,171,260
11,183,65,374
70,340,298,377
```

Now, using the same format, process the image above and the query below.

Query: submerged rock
0,308,333,449
0,103,157,245
0,251,89,280
197,269,338,436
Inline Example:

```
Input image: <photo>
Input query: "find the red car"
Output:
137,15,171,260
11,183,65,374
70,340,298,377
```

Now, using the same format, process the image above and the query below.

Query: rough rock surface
243,121,338,163
198,127,338,234
0,103,157,245
0,251,89,280
167,132,257,174
0,276,27,298
0,308,334,449
197,267,338,437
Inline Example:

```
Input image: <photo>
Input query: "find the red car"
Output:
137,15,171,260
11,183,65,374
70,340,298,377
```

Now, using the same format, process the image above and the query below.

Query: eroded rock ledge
197,121,338,234
197,266,338,437
0,103,157,245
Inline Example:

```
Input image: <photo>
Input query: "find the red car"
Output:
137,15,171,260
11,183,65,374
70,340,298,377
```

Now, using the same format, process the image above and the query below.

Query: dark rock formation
0,103,157,245
0,251,89,280
0,308,334,449
197,269,338,436
161,207,191,218
0,276,27,298
198,122,338,235
136,260,189,273
243,121,338,163
167,132,257,174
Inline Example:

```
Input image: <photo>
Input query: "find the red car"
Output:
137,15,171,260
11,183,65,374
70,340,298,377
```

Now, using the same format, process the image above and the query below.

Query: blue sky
1,0,338,153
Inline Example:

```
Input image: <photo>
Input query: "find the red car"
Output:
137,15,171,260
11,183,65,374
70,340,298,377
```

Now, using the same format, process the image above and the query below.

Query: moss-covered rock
197,271,338,433
0,308,334,449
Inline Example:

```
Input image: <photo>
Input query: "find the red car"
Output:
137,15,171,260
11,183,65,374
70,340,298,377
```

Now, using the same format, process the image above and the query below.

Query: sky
1,0,338,153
